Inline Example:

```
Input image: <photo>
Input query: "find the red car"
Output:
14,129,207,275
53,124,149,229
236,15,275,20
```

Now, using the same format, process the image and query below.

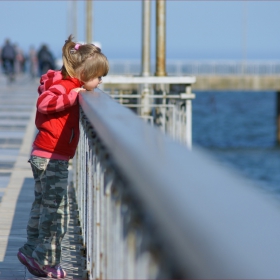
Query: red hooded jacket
33,70,83,158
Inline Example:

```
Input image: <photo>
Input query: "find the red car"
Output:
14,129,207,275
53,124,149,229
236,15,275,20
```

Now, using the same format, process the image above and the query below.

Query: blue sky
0,1,280,61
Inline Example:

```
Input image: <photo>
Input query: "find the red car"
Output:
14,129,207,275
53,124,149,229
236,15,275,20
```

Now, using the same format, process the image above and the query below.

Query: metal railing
108,59,280,76
71,88,280,279
102,75,196,149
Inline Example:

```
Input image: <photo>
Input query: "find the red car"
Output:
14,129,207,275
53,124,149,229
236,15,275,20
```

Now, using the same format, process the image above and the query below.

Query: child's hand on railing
73,87,86,93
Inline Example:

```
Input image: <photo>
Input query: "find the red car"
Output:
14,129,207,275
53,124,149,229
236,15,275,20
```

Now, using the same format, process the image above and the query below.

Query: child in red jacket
17,35,109,278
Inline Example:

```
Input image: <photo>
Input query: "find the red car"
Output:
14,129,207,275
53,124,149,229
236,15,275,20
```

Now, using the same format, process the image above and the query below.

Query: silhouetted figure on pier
37,44,55,76
28,46,38,78
1,39,16,81
15,45,26,74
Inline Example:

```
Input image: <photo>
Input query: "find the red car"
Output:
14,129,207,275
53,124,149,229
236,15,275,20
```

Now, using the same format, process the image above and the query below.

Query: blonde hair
61,35,109,82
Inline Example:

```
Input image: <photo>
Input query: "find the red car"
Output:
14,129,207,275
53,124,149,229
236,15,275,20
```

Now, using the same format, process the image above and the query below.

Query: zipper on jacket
69,129,74,144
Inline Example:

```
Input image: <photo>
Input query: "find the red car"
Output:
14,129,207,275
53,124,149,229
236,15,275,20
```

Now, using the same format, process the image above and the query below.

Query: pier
108,60,280,90
1,0,280,278
104,59,280,143
1,73,280,278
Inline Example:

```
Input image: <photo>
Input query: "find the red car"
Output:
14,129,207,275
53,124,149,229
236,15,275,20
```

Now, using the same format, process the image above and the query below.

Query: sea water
192,90,280,199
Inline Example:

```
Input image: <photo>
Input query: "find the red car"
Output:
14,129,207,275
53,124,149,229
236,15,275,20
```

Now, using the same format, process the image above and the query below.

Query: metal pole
73,0,77,39
155,0,166,76
86,0,92,43
141,0,151,77
141,0,151,117
67,2,71,37
185,100,192,149
277,91,280,144
242,1,247,75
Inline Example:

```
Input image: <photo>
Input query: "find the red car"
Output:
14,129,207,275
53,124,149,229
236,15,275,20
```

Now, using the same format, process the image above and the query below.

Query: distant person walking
1,39,16,81
37,44,55,76
14,44,26,74
17,35,109,278
28,46,38,78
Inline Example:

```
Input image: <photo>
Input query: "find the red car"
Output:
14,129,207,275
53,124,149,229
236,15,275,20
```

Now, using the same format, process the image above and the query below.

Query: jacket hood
37,70,83,95
38,70,63,95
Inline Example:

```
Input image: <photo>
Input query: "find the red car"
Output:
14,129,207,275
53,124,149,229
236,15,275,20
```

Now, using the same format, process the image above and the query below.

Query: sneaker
17,251,47,277
45,264,67,278
30,258,67,279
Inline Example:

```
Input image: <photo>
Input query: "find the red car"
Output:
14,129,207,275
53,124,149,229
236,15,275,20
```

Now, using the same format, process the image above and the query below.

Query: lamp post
155,0,166,77
140,0,152,117
141,0,151,77
86,0,93,43
67,1,77,39
73,0,77,39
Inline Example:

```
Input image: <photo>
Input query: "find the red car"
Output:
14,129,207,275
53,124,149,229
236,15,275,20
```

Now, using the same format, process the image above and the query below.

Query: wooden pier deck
0,75,84,279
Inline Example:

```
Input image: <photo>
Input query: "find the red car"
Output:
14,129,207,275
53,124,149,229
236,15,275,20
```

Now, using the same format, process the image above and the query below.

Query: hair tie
74,44,81,50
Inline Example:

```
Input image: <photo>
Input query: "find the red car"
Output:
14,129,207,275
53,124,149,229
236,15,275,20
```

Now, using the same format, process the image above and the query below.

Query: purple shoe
30,258,67,279
17,251,47,277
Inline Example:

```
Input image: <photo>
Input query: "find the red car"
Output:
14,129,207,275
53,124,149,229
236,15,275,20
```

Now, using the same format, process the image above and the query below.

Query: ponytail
61,35,109,81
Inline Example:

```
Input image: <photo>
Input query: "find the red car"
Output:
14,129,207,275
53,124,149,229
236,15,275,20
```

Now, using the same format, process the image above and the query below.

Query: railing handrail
56,58,280,75
108,58,280,63
102,75,196,84
79,89,280,278
105,59,280,76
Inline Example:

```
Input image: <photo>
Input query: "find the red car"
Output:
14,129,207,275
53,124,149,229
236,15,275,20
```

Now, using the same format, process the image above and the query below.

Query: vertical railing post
185,85,192,149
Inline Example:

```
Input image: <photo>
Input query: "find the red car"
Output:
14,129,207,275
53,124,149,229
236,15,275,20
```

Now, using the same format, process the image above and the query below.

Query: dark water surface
192,90,280,198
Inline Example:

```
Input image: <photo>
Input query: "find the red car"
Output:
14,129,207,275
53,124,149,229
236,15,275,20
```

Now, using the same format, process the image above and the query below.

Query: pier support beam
277,91,280,143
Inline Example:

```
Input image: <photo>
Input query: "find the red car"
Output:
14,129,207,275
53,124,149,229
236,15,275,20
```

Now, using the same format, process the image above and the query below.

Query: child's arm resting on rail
37,86,86,114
